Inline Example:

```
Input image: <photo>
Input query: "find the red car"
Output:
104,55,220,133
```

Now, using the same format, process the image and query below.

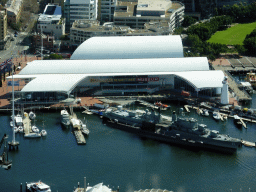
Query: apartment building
5,0,23,24
37,3,65,39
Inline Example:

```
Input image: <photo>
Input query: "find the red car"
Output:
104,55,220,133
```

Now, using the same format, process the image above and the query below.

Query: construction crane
0,134,12,170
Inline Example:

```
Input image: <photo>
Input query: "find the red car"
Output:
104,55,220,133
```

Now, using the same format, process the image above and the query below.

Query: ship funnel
172,111,177,122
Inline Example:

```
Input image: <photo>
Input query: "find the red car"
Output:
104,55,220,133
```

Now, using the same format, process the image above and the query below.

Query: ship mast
8,46,19,150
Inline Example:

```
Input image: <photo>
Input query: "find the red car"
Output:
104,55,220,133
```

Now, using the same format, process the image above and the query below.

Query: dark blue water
1,101,256,192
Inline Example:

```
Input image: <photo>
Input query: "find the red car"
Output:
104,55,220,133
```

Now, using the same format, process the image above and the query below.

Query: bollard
78,182,80,188
20,183,22,192
26,182,28,191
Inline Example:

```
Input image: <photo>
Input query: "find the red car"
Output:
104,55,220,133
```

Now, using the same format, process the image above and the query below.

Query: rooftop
114,0,183,18
5,0,22,15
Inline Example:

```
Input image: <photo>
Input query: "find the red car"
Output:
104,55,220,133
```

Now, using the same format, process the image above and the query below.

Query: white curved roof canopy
20,57,209,75
15,70,224,93
175,70,225,90
70,35,184,60
20,74,87,93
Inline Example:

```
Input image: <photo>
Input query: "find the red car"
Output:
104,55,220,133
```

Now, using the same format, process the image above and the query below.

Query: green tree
182,16,197,28
243,37,256,55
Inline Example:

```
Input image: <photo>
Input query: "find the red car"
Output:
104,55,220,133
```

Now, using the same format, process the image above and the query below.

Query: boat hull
103,118,240,154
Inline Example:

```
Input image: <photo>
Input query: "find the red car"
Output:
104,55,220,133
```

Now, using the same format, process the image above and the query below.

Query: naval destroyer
102,107,242,153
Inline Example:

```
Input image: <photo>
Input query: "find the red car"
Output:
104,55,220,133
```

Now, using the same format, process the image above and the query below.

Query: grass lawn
207,22,256,45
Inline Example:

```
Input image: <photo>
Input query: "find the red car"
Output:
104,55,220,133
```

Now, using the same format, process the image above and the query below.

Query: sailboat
41,120,47,136
8,59,19,149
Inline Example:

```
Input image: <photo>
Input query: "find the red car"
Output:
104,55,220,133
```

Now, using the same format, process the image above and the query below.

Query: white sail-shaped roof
20,74,87,93
70,35,184,60
175,70,225,90
19,57,209,75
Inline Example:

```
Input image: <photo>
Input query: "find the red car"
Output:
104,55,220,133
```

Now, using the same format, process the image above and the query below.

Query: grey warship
102,108,242,153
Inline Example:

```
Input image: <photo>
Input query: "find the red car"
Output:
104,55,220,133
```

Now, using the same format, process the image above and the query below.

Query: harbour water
1,100,256,192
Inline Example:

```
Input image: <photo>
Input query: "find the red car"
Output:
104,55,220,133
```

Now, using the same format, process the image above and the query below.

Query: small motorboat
24,133,42,138
154,101,170,109
234,115,242,128
14,126,18,133
32,125,40,133
18,126,24,133
213,111,221,121
29,111,36,120
81,124,90,135
41,130,47,136
10,121,14,127
202,109,209,116
26,181,51,192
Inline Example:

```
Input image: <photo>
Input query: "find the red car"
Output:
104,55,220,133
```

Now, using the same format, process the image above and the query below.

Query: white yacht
18,126,24,133
212,111,221,121
24,132,41,138
80,120,90,135
14,114,23,127
60,109,71,128
26,181,51,192
41,130,47,136
29,111,36,120
202,109,209,117
32,125,40,133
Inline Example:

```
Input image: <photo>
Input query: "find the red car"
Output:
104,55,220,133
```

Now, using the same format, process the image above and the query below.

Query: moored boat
24,132,42,138
212,111,221,121
18,126,24,133
154,101,170,109
80,120,89,135
60,109,70,128
102,110,242,153
26,181,51,192
40,130,47,136
202,109,209,116
32,125,40,133
234,115,242,128
29,111,36,120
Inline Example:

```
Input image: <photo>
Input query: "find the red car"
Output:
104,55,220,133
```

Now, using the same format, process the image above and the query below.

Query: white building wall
37,22,65,39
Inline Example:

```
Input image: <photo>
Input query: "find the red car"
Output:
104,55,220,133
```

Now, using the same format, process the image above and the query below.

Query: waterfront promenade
211,57,252,103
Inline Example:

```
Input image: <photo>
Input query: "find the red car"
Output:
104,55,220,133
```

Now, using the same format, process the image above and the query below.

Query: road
0,13,38,62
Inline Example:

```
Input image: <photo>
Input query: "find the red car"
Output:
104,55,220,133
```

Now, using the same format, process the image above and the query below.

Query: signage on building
90,76,159,83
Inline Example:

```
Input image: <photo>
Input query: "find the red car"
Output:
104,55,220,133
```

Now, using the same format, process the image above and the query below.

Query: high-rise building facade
64,0,98,33
0,9,7,42
100,0,117,23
